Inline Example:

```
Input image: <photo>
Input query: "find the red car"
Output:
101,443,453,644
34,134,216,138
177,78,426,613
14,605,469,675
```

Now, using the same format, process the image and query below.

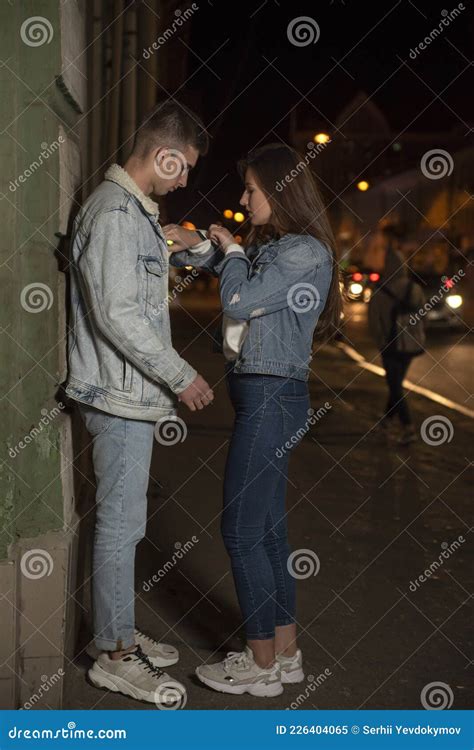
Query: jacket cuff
168,363,198,395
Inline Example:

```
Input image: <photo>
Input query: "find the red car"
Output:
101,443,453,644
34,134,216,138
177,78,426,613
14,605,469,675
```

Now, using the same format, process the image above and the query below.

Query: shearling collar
104,163,160,217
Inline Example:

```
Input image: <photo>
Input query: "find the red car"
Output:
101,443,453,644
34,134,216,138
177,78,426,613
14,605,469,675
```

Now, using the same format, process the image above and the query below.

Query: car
342,267,381,303
419,273,466,330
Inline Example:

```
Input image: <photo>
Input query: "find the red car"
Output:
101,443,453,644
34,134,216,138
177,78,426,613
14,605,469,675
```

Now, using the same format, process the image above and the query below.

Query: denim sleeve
215,239,330,321
77,208,197,394
169,238,224,275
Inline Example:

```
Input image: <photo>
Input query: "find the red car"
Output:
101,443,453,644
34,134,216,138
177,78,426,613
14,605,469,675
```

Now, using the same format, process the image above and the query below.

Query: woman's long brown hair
237,143,342,339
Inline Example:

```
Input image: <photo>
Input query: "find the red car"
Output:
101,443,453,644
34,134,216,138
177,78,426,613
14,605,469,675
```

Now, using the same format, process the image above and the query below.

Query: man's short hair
132,99,209,159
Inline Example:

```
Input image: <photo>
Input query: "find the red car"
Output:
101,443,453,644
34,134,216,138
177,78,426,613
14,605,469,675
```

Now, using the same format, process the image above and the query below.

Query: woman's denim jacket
173,233,334,381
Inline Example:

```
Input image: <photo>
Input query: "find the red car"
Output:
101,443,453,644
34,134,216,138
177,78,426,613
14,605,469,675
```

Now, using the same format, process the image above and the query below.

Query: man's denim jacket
65,164,198,421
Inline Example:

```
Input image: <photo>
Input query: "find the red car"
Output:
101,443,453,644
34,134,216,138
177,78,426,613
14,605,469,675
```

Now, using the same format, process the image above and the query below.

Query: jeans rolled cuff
94,633,136,652
275,617,296,627
245,630,275,640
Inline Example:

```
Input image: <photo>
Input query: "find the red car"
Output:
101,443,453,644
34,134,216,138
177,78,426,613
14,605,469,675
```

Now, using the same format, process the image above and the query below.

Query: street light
314,132,330,144
223,209,234,219
234,212,245,223
356,180,370,192
182,221,196,230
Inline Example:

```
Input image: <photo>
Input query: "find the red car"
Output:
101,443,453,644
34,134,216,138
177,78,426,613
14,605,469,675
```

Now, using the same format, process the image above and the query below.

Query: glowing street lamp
223,209,234,219
181,221,196,230
233,212,245,223
357,180,370,192
314,132,330,145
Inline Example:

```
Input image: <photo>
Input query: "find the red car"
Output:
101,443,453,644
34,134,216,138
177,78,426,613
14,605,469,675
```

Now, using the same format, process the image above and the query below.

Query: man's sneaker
134,628,179,667
86,630,179,669
88,645,186,706
276,649,305,683
195,646,283,697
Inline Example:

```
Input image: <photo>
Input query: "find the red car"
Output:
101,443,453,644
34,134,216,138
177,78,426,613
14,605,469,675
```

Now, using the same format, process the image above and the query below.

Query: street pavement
65,301,473,711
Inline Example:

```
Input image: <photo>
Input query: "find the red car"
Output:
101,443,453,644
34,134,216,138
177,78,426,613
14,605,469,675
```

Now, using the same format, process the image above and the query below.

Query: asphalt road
65,302,473,711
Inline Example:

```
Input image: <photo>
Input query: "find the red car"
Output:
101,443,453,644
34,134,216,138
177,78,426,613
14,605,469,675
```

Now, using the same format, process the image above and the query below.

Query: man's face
151,144,199,196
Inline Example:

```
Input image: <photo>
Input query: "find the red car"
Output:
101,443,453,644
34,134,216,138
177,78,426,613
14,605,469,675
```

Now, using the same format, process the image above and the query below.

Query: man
65,100,214,704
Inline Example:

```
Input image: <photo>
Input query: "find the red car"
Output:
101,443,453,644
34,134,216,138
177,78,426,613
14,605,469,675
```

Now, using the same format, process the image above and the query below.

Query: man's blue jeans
78,404,155,651
222,371,311,640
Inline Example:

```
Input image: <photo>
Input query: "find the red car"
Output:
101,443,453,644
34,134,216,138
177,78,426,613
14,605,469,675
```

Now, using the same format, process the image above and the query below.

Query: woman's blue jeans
222,371,311,640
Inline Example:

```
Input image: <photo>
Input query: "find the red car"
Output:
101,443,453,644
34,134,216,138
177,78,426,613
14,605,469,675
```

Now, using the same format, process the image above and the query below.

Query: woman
165,143,341,698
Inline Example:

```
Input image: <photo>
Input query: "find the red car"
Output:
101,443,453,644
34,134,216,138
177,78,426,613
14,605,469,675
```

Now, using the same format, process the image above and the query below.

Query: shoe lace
223,650,251,672
135,628,155,644
128,645,164,678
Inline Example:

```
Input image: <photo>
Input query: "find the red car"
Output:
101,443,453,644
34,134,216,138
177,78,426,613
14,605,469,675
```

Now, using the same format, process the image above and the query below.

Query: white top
188,238,249,361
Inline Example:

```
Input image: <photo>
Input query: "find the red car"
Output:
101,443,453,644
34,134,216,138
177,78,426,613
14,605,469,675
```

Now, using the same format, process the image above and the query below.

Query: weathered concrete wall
0,0,86,708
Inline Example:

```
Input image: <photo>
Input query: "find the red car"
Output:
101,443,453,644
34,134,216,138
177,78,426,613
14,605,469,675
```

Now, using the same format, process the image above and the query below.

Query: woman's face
239,168,272,226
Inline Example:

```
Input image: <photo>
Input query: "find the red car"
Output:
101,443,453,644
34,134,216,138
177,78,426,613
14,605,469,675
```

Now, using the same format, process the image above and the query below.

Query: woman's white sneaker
88,645,186,706
195,646,283,697
276,649,305,683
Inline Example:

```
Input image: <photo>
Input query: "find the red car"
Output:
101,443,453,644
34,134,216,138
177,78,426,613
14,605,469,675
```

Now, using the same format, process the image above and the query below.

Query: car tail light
352,272,363,281
369,273,380,282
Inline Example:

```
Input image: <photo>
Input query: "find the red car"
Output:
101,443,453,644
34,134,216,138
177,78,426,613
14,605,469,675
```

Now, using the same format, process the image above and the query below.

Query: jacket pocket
140,255,167,317
121,353,133,392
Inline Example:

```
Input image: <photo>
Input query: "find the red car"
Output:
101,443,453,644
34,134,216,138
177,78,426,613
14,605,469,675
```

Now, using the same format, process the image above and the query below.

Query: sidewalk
65,306,472,710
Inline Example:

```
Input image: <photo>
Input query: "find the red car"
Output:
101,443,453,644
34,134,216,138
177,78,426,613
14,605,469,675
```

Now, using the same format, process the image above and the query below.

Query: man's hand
163,224,202,252
177,374,214,411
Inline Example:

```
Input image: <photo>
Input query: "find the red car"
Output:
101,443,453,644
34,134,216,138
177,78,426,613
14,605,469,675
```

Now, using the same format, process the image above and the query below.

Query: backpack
381,280,426,356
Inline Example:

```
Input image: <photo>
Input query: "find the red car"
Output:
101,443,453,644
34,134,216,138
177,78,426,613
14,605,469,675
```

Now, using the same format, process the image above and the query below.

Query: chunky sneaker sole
195,667,283,697
88,657,185,706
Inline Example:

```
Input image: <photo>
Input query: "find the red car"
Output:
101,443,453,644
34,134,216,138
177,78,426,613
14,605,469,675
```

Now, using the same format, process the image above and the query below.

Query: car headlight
349,282,363,295
446,294,463,309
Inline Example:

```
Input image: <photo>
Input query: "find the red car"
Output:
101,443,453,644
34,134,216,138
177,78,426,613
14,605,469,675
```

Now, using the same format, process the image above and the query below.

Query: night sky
165,0,473,226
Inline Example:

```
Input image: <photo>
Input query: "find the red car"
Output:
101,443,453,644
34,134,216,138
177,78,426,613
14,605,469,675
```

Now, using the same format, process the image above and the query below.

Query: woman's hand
208,224,235,252
163,224,201,252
